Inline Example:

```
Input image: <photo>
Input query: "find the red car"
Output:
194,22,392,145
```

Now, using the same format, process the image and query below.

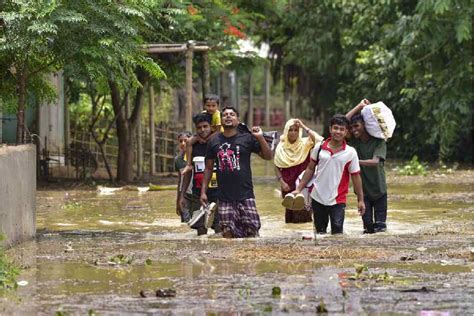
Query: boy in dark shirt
347,99,388,233
180,113,220,236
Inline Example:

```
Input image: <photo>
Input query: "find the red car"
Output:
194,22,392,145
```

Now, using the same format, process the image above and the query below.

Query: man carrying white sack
346,99,390,234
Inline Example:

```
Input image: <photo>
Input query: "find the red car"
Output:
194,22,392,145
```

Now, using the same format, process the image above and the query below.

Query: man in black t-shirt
180,113,220,236
201,106,273,238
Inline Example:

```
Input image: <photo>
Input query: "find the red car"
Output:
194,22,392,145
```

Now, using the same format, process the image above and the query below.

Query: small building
1,72,65,163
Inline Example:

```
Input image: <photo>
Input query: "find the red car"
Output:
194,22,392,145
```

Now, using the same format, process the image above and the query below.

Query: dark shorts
311,199,346,234
219,198,261,238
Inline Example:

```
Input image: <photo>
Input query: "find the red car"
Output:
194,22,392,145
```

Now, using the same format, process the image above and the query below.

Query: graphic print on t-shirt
217,142,241,172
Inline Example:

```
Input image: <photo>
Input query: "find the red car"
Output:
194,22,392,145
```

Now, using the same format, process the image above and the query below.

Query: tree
0,1,84,143
253,0,472,162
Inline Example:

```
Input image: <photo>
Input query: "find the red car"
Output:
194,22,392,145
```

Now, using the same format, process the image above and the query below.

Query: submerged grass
233,244,395,262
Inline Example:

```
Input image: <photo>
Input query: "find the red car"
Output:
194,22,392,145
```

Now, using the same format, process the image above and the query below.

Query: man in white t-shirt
293,114,365,234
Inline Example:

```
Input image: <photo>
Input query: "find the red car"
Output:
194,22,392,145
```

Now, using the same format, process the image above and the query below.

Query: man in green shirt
347,99,388,233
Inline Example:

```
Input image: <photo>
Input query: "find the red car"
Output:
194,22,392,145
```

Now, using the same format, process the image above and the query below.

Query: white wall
38,71,65,158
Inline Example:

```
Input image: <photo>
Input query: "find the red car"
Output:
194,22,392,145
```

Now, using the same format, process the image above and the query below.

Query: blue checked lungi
218,198,261,238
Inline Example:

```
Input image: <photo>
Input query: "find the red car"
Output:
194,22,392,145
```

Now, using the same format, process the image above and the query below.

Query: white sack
361,101,396,140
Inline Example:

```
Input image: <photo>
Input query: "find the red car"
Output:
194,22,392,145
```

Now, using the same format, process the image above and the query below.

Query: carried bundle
361,101,396,140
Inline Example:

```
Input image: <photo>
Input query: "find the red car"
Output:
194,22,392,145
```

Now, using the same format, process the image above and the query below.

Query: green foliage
0,235,20,290
395,156,428,176
271,286,281,297
108,254,134,265
256,0,472,162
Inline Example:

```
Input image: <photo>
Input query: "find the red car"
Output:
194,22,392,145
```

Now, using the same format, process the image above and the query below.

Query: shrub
395,156,428,176
0,235,20,290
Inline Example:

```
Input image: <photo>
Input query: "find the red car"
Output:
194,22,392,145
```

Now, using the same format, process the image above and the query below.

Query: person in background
175,131,192,223
274,119,323,223
180,113,220,236
346,99,388,233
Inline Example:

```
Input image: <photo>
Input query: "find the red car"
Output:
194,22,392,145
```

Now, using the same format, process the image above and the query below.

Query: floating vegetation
107,254,134,265
271,286,281,297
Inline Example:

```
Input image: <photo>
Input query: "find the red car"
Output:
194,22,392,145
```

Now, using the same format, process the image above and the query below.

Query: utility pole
185,42,194,131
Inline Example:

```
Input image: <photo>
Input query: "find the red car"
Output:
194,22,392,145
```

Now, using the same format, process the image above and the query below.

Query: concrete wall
0,145,36,247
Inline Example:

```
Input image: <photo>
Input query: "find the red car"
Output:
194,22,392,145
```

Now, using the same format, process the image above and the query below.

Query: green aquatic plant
108,254,134,265
62,201,83,210
271,286,281,297
316,298,328,313
0,235,20,290
395,156,428,176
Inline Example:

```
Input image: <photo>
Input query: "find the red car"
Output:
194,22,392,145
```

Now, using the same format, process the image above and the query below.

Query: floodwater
1,169,473,315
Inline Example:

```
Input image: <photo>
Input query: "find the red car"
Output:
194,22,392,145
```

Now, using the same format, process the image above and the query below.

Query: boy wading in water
182,94,222,175
347,99,388,233
200,106,273,238
175,131,192,222
292,114,365,234
180,113,220,236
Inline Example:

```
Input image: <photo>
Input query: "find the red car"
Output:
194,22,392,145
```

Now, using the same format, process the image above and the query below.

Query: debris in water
271,286,281,297
400,255,415,261
17,280,28,287
416,247,427,252
97,186,122,195
145,259,152,266
156,288,176,297
400,286,434,293
420,311,450,316
137,186,150,193
64,242,74,253
354,263,368,275
139,290,147,298
316,298,328,313
108,254,134,265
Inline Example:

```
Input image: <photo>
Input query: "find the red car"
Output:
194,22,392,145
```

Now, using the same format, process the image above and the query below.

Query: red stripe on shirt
336,161,351,204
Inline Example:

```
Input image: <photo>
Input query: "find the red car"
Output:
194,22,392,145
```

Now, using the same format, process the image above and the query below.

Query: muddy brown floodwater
1,168,473,315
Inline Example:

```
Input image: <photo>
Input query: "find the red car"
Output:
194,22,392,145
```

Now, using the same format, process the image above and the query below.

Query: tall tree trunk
16,71,27,144
109,69,148,182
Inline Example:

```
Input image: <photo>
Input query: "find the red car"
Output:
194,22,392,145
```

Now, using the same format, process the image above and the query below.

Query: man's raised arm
252,126,272,160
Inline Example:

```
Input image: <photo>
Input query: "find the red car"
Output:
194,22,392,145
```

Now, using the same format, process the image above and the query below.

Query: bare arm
295,119,323,143
351,173,365,216
292,159,317,194
200,158,214,206
274,165,290,192
346,98,371,120
359,155,380,167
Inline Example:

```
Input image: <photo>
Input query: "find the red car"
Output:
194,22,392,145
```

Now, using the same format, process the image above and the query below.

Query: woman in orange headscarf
274,119,323,223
